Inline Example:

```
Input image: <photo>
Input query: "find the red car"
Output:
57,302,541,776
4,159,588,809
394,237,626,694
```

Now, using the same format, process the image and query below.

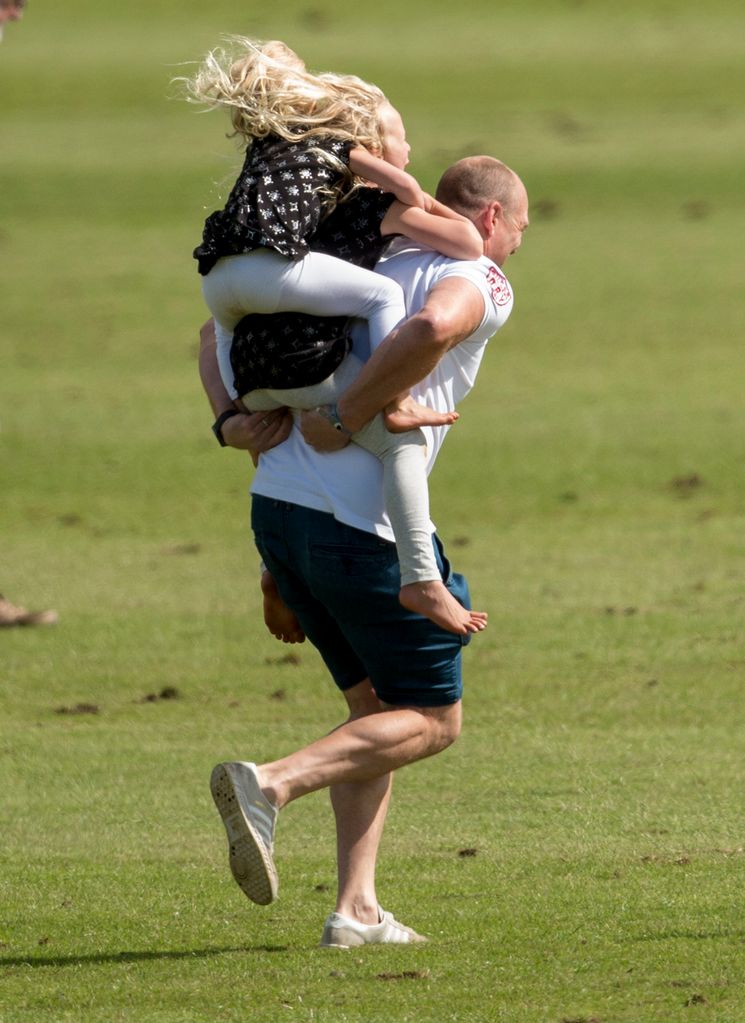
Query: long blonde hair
183,37,386,154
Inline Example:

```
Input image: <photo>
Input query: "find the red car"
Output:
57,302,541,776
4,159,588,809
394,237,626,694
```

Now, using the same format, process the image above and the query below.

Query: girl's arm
380,197,483,261
348,146,425,209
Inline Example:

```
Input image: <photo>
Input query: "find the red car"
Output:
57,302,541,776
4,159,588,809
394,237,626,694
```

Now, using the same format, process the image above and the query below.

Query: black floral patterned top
194,134,353,276
229,186,398,396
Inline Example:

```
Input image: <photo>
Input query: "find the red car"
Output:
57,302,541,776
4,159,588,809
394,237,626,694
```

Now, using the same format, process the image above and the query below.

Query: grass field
2,1,745,1020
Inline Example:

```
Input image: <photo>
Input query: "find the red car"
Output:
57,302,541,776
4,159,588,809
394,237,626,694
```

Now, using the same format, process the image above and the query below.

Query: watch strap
319,404,352,436
212,408,242,446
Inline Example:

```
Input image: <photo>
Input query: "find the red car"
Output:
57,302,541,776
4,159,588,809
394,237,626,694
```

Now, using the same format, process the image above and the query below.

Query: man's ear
481,201,502,238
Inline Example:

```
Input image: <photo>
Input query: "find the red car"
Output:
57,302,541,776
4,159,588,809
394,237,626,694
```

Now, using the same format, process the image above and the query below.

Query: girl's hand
393,172,426,210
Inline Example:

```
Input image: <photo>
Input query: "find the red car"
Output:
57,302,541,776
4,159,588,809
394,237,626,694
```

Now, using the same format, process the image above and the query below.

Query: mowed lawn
2,1,745,1021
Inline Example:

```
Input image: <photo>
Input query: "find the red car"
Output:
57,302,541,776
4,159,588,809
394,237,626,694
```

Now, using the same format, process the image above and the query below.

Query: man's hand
198,318,292,462
223,408,292,464
299,408,352,452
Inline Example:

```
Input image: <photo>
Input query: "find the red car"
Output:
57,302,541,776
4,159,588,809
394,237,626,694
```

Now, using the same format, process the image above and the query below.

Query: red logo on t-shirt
486,265,512,306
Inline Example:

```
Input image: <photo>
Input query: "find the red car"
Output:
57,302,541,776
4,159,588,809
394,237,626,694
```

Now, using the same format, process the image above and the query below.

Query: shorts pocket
310,539,397,578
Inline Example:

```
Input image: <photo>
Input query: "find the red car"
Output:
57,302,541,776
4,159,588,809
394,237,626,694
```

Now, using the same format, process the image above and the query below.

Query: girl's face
379,105,410,170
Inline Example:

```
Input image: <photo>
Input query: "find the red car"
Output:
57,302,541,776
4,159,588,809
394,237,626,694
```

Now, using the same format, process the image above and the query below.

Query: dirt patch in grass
137,687,180,704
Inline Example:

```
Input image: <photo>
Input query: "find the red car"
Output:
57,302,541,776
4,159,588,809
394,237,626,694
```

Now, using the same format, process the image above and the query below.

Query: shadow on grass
0,945,289,969
633,929,745,942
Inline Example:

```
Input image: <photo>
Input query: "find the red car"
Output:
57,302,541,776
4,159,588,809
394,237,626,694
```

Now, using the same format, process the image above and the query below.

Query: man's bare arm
198,319,291,455
334,277,485,434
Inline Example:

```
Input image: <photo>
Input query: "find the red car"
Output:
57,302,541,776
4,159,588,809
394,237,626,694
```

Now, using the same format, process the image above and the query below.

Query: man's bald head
436,156,523,220
436,156,528,266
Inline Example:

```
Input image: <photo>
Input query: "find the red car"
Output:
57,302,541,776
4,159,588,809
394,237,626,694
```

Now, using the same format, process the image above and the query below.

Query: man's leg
222,498,466,922
331,773,392,924
330,679,391,925
210,690,460,914
318,682,460,946
257,697,461,810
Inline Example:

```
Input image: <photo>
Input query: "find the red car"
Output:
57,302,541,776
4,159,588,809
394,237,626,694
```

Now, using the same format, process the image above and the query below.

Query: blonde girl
188,39,486,636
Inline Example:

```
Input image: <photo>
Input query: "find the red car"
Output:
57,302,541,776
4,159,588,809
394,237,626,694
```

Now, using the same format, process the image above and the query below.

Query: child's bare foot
399,580,487,635
385,396,459,433
261,571,305,644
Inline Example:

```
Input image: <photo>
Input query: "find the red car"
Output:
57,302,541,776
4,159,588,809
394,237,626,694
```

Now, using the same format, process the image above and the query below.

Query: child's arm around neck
349,146,482,260
348,146,425,209
380,197,483,262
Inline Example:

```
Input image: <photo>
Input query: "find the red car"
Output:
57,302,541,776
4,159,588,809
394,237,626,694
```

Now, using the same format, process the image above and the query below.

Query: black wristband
212,408,242,447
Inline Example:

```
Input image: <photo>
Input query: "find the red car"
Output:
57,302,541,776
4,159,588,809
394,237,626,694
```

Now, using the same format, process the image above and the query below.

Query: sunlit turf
2,1,745,1020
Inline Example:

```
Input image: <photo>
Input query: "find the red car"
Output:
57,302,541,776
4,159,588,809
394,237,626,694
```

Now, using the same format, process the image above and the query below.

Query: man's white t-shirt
251,241,514,540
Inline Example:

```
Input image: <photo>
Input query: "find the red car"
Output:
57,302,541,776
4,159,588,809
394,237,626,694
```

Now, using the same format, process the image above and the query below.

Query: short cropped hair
436,156,520,218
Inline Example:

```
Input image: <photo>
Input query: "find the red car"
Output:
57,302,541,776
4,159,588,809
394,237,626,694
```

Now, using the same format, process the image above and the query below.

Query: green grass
2,1,745,1020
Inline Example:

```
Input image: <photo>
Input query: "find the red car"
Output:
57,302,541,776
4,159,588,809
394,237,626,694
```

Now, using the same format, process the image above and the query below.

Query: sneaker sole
210,763,278,906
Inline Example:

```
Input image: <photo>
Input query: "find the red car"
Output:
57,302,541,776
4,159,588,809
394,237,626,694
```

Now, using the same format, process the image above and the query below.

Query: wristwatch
212,408,242,446
320,404,352,436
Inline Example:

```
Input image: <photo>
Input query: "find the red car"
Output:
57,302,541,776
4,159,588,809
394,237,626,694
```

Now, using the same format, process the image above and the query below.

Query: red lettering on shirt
486,265,512,306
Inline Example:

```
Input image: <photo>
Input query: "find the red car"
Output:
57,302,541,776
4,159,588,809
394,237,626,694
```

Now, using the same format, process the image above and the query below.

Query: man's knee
424,701,462,754
344,678,385,720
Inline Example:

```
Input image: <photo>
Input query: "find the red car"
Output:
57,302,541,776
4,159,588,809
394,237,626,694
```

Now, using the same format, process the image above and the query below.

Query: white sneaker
210,761,278,905
320,907,427,948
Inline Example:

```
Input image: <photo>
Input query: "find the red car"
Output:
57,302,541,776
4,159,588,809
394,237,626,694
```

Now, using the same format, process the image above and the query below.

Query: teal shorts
251,496,470,707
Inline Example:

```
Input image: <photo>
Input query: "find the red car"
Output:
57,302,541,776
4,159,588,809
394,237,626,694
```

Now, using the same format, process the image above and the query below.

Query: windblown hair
436,157,521,217
182,37,387,154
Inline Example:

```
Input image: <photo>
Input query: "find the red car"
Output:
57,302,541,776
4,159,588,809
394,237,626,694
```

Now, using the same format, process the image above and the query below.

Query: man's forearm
335,315,447,432
336,278,484,434
199,319,235,416
198,318,293,455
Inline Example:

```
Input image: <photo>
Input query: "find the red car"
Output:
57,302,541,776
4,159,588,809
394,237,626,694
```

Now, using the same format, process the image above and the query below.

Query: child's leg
202,251,309,398
273,250,406,348
203,249,406,346
353,417,487,635
243,351,365,411
212,320,241,399
201,256,278,398
356,420,438,585
203,249,406,397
